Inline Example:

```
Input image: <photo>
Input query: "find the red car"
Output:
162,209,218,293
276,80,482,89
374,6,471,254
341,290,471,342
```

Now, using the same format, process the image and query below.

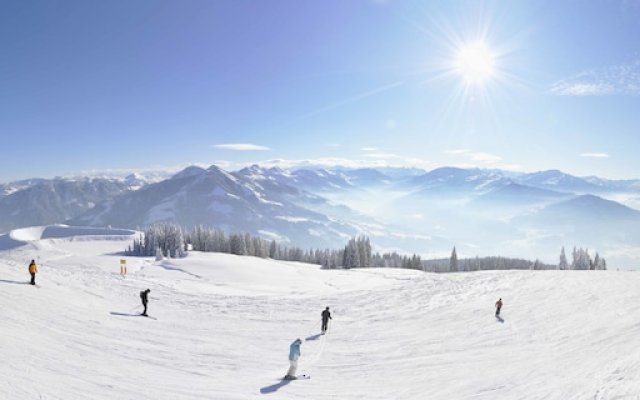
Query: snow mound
9,226,49,241
40,225,136,239
10,225,135,241
0,225,136,251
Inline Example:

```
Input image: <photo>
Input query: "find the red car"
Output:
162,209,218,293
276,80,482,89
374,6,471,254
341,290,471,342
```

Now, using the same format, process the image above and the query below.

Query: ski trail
306,323,331,366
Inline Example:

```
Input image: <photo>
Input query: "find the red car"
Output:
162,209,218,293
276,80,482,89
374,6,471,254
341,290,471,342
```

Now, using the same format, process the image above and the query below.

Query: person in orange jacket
28,259,38,285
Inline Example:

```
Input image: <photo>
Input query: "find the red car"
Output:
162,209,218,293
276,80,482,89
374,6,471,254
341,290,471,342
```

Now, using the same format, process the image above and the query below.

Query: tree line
125,223,422,269
428,246,607,273
126,223,606,272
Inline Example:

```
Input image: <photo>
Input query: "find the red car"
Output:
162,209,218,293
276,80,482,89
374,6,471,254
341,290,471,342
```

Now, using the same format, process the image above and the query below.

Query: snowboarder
28,259,37,285
284,338,302,380
495,298,503,316
140,289,151,316
321,306,332,334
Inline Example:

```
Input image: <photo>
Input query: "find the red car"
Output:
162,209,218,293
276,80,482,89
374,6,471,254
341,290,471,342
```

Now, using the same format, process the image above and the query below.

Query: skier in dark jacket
321,306,332,334
140,289,151,316
495,298,503,316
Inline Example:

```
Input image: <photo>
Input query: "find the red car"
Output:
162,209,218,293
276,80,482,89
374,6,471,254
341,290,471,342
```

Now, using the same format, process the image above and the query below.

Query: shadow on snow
0,279,29,285
259,379,291,394
110,312,142,317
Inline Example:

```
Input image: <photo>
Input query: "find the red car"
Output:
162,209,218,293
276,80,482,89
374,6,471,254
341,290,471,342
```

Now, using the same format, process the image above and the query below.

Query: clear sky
1,0,640,182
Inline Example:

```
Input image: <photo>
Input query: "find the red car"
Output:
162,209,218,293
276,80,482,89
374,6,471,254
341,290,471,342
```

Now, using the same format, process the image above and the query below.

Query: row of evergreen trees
125,224,422,269
437,246,607,273
426,247,554,273
558,246,607,270
127,223,187,259
126,223,606,272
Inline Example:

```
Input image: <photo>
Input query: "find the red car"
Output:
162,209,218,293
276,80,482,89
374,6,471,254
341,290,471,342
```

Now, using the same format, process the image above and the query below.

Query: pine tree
269,240,277,259
559,247,568,270
449,246,458,272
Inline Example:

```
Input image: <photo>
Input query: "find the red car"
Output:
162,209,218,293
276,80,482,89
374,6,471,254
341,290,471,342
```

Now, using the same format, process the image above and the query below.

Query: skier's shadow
305,334,322,341
495,315,504,323
0,279,28,285
110,312,140,317
259,379,291,394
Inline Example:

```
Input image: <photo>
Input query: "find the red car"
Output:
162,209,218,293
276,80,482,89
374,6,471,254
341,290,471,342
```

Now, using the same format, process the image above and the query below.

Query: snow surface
1,227,640,399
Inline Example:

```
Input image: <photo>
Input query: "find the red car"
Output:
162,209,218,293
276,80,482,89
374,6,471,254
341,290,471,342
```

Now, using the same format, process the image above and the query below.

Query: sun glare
455,42,495,85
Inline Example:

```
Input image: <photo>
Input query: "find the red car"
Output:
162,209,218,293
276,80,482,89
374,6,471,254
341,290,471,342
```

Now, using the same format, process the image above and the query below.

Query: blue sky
1,0,640,182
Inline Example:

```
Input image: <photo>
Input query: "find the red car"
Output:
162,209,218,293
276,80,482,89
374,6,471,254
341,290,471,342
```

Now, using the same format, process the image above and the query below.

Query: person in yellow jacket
28,259,37,285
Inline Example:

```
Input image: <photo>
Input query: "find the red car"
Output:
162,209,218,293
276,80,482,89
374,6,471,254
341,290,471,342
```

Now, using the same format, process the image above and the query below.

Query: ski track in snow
1,230,640,399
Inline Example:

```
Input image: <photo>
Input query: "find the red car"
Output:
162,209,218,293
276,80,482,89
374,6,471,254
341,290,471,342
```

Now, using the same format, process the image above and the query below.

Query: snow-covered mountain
69,165,366,248
336,168,392,186
402,167,512,199
0,178,47,197
0,178,131,233
515,169,640,195
122,173,153,190
233,165,450,252
514,194,640,244
515,170,603,193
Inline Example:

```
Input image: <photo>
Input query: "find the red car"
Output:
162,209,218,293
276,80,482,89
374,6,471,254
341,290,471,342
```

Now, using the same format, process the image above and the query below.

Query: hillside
1,227,639,399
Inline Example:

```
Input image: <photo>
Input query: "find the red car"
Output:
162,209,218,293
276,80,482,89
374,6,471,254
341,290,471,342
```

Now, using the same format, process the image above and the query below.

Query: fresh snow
1,227,640,399
275,216,310,223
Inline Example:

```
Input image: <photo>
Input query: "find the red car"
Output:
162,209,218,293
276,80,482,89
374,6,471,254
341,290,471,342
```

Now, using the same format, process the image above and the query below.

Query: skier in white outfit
285,338,302,380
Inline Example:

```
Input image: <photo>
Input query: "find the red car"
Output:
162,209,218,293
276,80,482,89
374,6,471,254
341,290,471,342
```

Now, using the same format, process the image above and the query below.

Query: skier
140,289,151,316
321,306,332,334
284,338,302,380
28,259,38,285
495,298,503,316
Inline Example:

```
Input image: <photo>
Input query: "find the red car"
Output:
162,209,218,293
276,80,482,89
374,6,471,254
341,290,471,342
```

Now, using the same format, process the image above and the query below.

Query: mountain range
1,165,639,266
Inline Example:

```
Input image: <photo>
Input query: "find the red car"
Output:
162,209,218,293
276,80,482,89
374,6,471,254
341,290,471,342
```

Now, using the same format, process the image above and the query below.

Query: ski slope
1,226,640,399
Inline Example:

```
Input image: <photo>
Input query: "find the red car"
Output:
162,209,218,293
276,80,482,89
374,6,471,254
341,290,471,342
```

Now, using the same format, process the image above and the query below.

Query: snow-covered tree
532,259,541,270
559,247,568,270
155,246,163,261
449,247,458,272
592,253,600,271
343,238,360,269
570,247,592,270
229,233,247,255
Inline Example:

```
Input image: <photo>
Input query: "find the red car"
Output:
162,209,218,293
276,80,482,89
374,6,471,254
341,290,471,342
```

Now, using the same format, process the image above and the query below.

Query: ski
283,374,310,381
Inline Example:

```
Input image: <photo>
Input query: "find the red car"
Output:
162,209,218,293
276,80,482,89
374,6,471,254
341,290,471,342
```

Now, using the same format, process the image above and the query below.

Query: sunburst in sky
455,41,495,85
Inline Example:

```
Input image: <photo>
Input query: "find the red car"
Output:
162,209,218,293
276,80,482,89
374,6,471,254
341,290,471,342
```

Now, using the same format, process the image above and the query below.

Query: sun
455,41,495,85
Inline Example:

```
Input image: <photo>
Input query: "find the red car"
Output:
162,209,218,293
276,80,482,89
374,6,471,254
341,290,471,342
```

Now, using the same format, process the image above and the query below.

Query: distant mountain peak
171,166,207,180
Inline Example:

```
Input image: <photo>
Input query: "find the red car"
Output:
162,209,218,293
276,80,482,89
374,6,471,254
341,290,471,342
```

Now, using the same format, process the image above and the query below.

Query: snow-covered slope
1,228,640,399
